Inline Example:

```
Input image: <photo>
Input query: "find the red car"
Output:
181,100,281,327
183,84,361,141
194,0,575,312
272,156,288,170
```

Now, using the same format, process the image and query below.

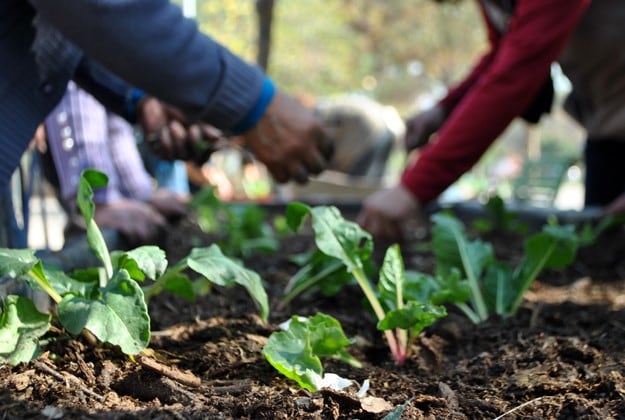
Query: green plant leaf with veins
184,245,269,320
57,269,150,355
0,296,51,365
263,313,360,392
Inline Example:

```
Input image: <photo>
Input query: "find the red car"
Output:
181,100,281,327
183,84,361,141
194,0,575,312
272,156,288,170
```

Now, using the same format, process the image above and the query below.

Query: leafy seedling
263,313,361,391
471,195,528,235
0,169,268,364
190,186,279,257
429,212,601,322
285,203,446,365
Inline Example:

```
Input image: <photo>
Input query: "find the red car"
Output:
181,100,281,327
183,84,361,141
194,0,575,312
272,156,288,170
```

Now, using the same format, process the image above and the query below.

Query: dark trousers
584,138,625,206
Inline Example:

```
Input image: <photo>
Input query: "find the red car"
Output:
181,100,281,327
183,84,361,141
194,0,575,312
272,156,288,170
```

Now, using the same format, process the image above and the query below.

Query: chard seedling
286,203,446,365
430,212,601,322
262,313,361,391
0,170,268,365
190,186,279,257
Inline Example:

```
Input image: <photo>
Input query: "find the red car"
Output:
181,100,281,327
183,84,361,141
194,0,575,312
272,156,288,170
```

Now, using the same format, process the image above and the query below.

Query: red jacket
400,0,590,204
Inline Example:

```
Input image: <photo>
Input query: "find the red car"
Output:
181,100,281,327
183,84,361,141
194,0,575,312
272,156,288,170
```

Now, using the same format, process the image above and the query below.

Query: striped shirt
44,82,154,205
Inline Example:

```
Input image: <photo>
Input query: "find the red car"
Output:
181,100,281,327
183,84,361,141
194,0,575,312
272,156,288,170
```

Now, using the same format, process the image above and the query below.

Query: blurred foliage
172,0,485,114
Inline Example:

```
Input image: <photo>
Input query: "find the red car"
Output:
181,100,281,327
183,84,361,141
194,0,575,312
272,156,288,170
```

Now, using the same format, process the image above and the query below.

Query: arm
401,0,590,204
29,0,264,130
438,4,501,115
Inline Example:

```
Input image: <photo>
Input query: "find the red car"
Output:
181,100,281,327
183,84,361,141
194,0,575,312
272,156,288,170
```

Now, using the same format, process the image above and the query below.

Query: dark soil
2,206,625,419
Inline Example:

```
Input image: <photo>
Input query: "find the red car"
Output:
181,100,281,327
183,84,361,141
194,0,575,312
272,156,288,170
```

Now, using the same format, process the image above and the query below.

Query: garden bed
2,205,625,419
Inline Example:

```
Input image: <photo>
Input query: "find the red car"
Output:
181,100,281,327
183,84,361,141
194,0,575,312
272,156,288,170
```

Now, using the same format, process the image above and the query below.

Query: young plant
190,186,279,257
262,313,361,391
472,194,528,235
0,170,268,365
286,203,446,365
429,212,601,323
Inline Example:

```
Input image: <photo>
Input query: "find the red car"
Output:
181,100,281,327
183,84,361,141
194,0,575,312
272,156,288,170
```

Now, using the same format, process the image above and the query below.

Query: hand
357,185,420,241
148,188,189,219
30,124,47,153
404,105,446,151
241,89,333,184
604,193,625,216
94,199,166,245
137,97,220,163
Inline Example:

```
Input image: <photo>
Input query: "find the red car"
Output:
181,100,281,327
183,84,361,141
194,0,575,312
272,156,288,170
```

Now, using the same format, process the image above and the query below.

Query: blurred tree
256,0,275,71
172,0,485,113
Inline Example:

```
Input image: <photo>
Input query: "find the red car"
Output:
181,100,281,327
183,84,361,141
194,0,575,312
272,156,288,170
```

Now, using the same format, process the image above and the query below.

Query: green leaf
429,269,472,305
57,269,150,355
309,206,373,273
283,250,352,304
161,274,195,301
377,301,446,334
76,170,113,278
122,246,168,280
306,313,361,367
432,213,493,279
262,313,360,391
0,295,51,365
262,317,322,391
524,224,578,270
0,248,38,277
403,270,441,303
378,244,404,311
431,213,493,320
41,265,99,298
185,245,269,320
286,201,311,232
482,263,516,316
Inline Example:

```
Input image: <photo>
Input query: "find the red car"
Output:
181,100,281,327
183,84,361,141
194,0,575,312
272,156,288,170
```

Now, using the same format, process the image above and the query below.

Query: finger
292,166,309,184
159,126,174,160
168,120,189,159
267,165,290,183
305,152,326,175
317,131,334,161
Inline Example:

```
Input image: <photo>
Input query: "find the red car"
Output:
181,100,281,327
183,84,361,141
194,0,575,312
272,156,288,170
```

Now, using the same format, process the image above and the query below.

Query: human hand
94,199,167,245
357,185,421,241
604,193,625,216
137,97,221,163
241,89,333,184
404,105,446,151
148,188,189,219
30,124,47,153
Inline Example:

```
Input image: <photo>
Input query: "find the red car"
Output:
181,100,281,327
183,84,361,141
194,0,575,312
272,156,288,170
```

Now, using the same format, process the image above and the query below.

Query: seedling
190,186,279,257
0,170,268,364
262,313,361,391
285,203,446,365
472,195,528,235
428,212,602,323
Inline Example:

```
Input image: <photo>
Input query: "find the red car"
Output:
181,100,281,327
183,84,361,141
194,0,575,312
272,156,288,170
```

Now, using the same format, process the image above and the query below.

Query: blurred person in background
39,81,188,246
0,0,332,249
358,0,625,240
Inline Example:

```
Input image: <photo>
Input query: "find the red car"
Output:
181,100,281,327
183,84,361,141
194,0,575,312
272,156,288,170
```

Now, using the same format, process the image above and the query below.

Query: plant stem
143,261,186,302
28,269,62,304
352,268,402,363
455,302,481,325
281,260,343,306
509,242,557,315
454,232,488,321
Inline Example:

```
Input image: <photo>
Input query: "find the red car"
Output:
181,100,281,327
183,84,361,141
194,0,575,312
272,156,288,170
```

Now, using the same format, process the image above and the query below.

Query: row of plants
0,170,607,394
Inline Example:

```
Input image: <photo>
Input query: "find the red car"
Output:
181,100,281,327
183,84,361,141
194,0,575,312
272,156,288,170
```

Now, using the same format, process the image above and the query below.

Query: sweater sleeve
29,0,265,131
438,5,500,114
401,0,590,204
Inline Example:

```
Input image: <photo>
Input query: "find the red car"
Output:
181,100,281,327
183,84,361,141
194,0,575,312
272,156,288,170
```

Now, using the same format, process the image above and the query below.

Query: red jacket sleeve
401,0,590,204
